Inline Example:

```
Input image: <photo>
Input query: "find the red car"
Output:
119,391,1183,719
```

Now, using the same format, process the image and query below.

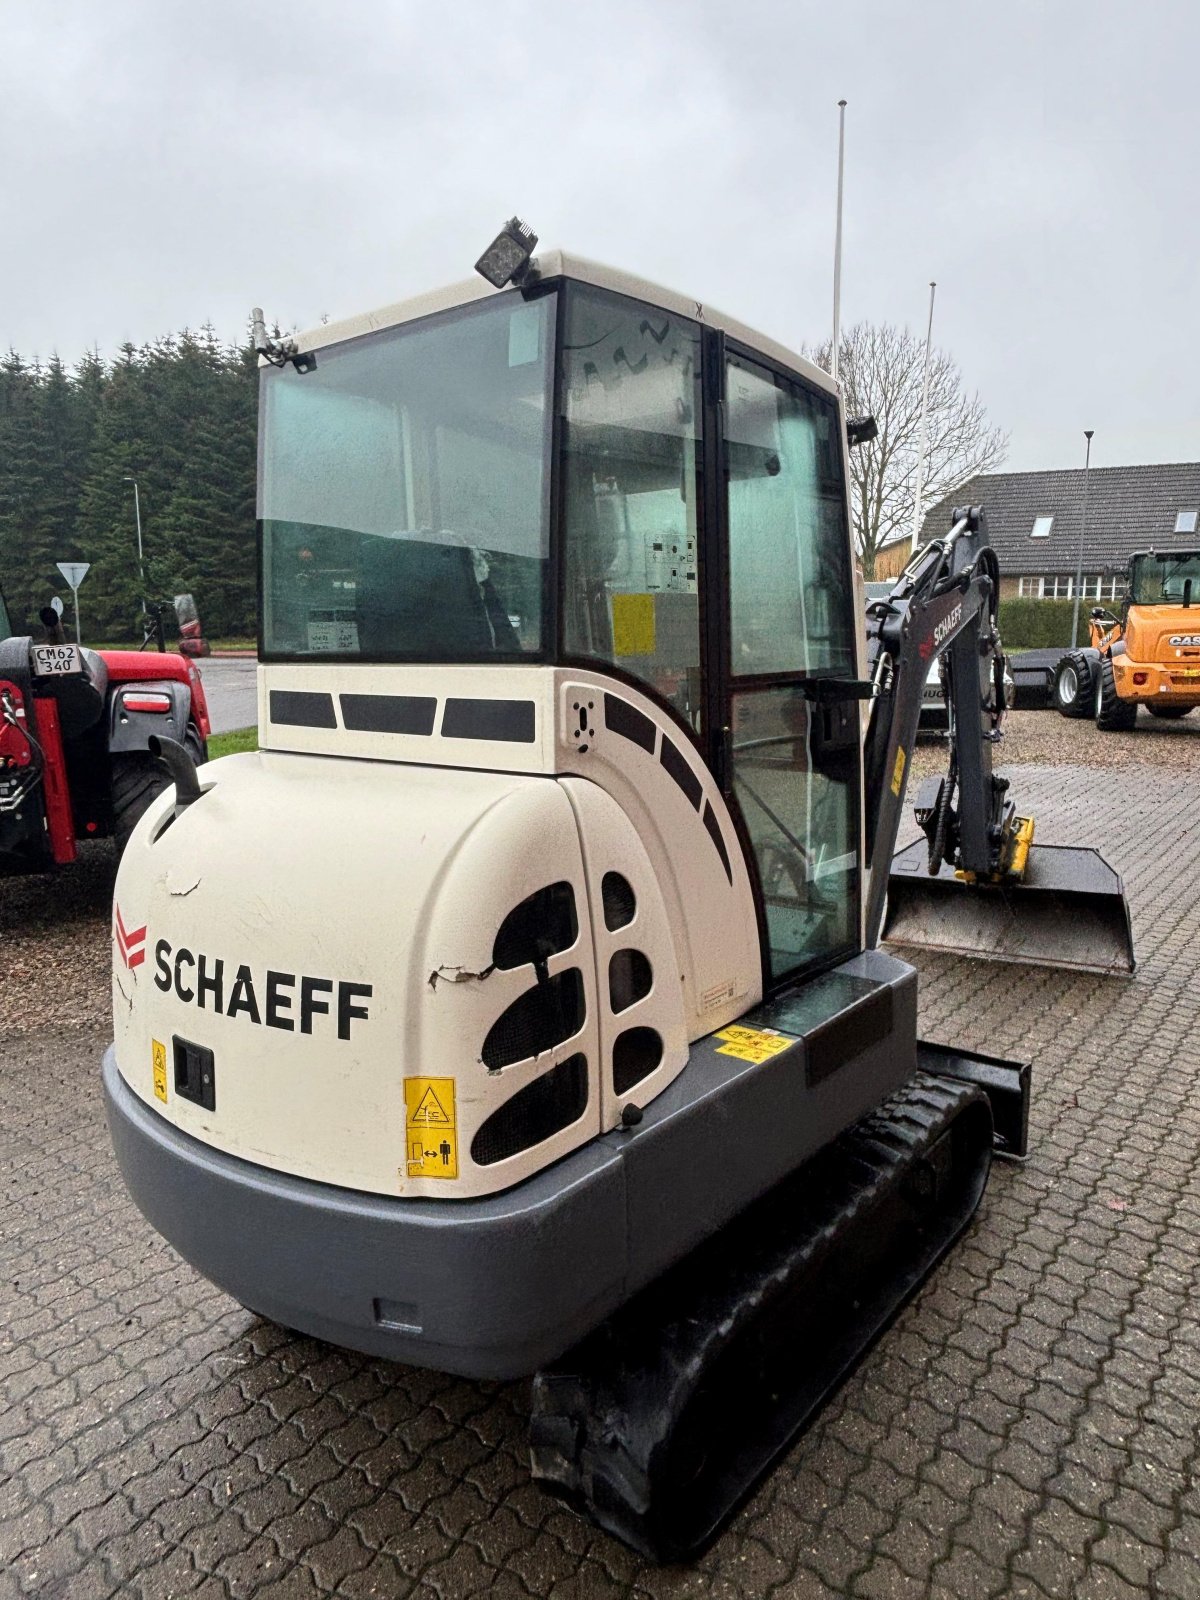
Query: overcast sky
4,1,1196,472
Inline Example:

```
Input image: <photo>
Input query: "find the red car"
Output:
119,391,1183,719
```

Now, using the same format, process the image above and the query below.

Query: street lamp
1070,431,1094,649
123,475,146,614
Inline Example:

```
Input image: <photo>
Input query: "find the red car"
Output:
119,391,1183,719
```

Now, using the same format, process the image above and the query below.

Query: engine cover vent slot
482,969,585,1070
471,1053,589,1166
492,883,578,972
613,1027,663,1094
609,949,652,1014
602,872,636,932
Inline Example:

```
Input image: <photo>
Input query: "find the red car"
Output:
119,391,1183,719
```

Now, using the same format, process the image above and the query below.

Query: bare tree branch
807,324,1008,577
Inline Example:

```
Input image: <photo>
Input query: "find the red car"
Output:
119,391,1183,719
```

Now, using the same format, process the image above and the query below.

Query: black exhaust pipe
149,734,202,809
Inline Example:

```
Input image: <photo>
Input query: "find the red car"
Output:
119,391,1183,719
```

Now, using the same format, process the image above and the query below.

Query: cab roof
290,250,836,398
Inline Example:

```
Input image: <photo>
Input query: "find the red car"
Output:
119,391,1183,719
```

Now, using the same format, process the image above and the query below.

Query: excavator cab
258,271,864,989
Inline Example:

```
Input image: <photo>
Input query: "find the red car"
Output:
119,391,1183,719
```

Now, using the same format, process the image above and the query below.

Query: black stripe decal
269,689,337,729
441,698,536,743
340,693,437,736
604,694,656,753
659,736,703,810
806,987,894,1088
702,800,733,883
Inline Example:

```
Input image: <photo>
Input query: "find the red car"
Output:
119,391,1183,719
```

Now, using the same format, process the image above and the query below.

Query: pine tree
0,324,261,643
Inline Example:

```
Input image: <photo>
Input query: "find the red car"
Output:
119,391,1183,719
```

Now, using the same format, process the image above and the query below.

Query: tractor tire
1146,704,1193,719
1094,657,1138,731
111,726,205,855
111,754,171,855
1053,651,1095,718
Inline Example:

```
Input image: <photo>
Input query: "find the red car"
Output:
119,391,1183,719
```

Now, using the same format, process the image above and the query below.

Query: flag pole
831,99,847,383
912,280,937,546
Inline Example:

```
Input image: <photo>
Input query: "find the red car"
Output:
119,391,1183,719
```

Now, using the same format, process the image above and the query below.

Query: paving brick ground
3,757,1200,1598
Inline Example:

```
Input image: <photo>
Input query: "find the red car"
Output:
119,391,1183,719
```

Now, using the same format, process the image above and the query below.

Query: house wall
873,539,913,579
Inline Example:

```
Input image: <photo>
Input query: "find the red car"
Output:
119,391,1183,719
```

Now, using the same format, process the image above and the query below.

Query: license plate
31,644,82,676
1173,669,1200,680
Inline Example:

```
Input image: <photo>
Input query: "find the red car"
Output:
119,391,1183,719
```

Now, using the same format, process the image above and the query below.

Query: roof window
1030,515,1053,539
1175,510,1198,534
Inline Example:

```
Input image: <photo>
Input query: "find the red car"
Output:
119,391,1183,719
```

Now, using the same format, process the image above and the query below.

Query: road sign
55,561,91,643
56,562,90,590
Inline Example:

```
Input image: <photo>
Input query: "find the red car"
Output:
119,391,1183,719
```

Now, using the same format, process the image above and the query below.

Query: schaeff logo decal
153,939,371,1038
115,907,147,971
933,604,963,649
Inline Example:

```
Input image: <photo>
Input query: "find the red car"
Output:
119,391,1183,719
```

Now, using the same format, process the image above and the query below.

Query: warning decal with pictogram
403,1077,458,1179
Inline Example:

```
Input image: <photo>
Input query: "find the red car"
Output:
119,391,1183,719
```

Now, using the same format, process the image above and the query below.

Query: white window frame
1175,510,1198,535
1030,515,1054,539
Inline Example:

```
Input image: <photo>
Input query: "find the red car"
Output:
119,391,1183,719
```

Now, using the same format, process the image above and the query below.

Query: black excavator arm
863,506,1015,945
863,507,1135,975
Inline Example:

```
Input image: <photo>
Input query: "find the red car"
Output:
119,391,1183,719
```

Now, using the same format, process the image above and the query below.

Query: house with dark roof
920,463,1200,600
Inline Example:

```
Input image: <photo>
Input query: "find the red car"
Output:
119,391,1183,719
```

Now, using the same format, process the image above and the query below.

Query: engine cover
111,748,688,1199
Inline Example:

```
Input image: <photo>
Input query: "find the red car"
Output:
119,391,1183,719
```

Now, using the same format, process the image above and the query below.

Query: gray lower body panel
102,949,918,1381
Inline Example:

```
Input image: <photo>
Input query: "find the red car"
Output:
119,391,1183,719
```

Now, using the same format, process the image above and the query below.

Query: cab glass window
560,286,704,732
726,355,855,679
1130,553,1200,604
260,293,554,659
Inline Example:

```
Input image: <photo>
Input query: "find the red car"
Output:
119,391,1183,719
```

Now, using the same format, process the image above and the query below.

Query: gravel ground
914,705,1200,780
0,844,112,1042
2,706,1194,1046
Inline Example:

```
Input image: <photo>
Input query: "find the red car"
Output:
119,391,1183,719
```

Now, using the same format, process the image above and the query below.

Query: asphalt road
195,657,257,737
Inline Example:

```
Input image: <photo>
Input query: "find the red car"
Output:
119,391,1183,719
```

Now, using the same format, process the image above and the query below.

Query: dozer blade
884,840,1135,976
530,1075,993,1562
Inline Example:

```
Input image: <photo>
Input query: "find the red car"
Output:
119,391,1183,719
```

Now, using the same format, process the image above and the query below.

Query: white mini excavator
104,221,1132,1560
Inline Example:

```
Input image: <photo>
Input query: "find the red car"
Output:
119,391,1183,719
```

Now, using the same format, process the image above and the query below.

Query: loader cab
1129,551,1200,606
258,260,863,991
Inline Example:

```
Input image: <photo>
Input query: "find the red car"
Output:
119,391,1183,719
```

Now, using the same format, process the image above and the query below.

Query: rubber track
530,1072,993,1561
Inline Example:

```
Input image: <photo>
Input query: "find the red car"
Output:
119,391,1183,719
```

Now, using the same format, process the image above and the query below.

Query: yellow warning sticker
152,1039,168,1103
890,746,907,797
714,1025,796,1064
611,592,656,657
404,1076,458,1179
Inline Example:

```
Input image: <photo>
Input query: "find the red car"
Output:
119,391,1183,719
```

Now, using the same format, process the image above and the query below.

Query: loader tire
1053,651,1095,718
1094,657,1138,731
1146,704,1192,719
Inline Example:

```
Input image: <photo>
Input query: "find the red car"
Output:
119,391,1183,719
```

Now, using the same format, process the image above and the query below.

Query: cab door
710,344,862,987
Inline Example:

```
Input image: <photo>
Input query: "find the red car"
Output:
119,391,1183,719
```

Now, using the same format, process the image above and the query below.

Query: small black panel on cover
493,884,578,972
609,949,653,1014
269,689,337,729
604,695,656,754
472,1054,589,1166
613,1027,663,1095
482,969,586,1070
702,801,732,883
659,737,703,809
173,1036,216,1111
441,698,536,743
602,872,636,932
340,693,436,736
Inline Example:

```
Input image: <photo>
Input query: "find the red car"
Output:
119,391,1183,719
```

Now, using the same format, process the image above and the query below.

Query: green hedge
996,597,1084,651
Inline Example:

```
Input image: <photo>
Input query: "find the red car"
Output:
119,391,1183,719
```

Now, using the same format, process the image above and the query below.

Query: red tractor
0,587,211,876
